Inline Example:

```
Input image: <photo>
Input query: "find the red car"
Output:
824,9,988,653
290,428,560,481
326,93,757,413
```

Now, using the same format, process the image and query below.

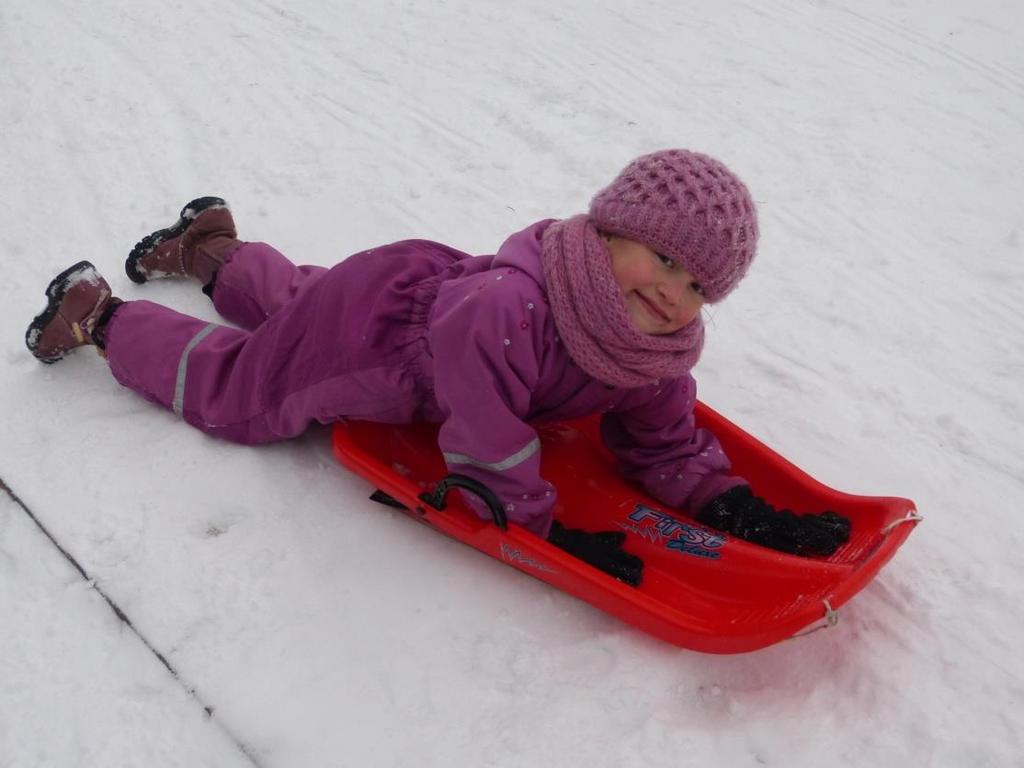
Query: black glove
548,521,644,586
696,485,851,557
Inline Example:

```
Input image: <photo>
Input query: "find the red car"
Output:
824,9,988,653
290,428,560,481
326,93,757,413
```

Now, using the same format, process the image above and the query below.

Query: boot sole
125,196,228,284
25,260,101,364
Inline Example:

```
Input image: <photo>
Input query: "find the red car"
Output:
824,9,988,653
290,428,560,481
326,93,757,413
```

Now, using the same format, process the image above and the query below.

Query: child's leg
103,300,302,444
103,250,428,446
210,242,328,330
126,198,327,332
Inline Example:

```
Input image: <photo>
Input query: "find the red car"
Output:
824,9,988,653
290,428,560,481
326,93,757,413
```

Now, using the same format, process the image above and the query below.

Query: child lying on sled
26,150,850,586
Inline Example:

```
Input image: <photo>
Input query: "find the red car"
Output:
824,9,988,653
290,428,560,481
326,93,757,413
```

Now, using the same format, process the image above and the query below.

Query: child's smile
603,234,705,335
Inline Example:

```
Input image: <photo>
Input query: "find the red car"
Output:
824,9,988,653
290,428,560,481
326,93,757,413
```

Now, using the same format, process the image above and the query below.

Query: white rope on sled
882,511,924,534
789,512,922,642
791,598,840,639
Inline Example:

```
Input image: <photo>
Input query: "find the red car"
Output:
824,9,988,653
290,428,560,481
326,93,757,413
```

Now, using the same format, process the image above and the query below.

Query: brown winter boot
25,261,121,364
125,197,239,286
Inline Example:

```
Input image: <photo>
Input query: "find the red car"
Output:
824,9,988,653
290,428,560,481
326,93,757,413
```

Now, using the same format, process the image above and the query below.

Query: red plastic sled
331,402,919,654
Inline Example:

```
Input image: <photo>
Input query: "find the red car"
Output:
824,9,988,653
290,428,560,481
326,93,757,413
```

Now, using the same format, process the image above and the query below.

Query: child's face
604,235,706,335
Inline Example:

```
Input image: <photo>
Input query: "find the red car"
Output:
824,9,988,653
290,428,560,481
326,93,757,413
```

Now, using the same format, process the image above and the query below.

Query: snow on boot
125,197,238,286
25,261,119,364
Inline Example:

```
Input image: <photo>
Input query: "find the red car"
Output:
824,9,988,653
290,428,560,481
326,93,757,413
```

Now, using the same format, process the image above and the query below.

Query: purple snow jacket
420,220,744,537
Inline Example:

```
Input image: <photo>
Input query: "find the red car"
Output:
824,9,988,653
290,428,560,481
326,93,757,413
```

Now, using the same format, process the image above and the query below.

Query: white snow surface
2,1,1022,766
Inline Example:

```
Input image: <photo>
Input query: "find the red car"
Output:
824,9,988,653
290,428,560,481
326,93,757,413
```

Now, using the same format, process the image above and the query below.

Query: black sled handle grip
419,473,508,530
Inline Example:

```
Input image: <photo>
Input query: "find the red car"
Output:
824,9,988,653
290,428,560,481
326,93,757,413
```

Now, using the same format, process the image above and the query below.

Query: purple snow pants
104,242,444,444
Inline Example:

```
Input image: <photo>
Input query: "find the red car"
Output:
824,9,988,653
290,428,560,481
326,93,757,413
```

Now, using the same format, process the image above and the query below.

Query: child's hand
547,522,644,586
696,486,851,557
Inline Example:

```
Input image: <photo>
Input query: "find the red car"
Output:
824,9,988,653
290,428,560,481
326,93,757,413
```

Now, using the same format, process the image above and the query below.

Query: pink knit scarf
540,215,704,388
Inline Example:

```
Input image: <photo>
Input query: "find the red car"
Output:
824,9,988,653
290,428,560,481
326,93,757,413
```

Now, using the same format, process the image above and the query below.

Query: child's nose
661,277,688,307
661,278,699,323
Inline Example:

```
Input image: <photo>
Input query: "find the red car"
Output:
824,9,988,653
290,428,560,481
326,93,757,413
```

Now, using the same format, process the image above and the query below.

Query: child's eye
656,253,676,269
691,281,704,296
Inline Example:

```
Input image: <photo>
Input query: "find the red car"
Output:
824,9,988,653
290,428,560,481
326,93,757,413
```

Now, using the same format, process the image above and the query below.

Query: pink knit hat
589,149,759,302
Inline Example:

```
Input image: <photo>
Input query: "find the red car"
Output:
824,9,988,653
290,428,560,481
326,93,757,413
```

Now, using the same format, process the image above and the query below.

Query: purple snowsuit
104,220,743,537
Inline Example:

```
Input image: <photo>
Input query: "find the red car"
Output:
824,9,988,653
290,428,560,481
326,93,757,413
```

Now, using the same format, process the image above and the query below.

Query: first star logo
626,504,726,560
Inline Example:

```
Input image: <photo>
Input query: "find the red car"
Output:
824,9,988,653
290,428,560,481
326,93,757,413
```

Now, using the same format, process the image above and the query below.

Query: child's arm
600,375,746,513
603,378,851,555
428,274,556,538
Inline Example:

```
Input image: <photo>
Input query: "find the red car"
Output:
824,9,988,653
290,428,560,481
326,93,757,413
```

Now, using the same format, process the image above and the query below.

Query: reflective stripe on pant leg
173,323,218,417
442,437,540,472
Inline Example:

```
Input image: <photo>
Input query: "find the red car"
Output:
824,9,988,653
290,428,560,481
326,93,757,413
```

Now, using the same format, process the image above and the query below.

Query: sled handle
419,473,508,530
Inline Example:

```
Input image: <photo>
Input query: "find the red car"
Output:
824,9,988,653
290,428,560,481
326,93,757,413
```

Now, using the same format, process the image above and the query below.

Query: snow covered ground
2,0,1022,765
